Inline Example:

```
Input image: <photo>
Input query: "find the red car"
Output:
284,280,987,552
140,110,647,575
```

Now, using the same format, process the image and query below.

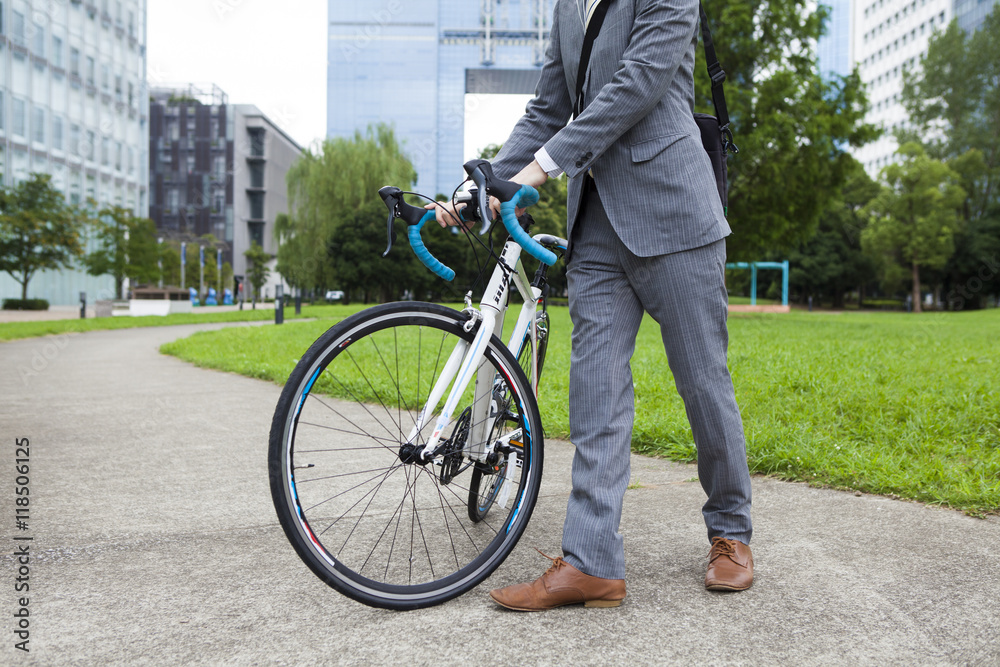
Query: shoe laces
708,537,738,563
535,548,567,575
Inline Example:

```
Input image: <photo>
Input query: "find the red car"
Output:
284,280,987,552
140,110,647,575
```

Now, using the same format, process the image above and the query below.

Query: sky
146,1,530,158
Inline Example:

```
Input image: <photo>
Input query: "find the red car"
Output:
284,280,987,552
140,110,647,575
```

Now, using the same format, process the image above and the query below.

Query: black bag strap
574,0,616,118
698,2,738,153
574,0,736,153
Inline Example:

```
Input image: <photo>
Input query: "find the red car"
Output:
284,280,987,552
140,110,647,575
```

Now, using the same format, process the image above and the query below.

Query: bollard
275,285,284,325
80,291,87,319
295,289,301,316
808,295,812,312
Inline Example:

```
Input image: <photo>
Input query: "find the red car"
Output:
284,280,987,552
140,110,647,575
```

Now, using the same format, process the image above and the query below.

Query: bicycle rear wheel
268,302,543,610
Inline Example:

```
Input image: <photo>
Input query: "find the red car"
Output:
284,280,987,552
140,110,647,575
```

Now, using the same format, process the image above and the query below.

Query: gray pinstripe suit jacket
492,0,730,257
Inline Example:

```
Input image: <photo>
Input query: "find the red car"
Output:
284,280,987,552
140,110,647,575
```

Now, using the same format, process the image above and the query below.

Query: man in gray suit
442,0,754,611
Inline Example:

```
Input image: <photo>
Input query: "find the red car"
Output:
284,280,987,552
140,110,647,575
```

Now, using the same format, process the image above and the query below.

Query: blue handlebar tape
408,210,456,281
499,185,557,266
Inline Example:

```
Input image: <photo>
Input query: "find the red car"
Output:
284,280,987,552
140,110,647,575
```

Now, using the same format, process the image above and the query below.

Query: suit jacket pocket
630,133,688,163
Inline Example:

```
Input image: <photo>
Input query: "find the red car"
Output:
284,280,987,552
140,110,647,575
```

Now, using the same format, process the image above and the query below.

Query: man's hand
428,159,549,228
489,159,549,219
426,200,469,229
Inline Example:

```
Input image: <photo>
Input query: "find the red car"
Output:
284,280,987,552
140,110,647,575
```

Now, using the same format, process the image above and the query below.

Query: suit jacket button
585,151,593,159
576,161,584,168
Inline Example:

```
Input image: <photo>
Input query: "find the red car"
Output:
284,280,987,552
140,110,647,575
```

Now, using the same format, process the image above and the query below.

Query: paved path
1,323,998,665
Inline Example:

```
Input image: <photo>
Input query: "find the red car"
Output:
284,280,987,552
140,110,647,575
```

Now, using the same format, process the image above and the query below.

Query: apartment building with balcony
0,0,149,304
148,85,301,288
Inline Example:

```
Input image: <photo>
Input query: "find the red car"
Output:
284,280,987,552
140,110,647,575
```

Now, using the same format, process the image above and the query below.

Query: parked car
325,290,345,302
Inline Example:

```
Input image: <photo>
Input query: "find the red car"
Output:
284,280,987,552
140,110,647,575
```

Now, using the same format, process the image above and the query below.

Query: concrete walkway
0,322,998,665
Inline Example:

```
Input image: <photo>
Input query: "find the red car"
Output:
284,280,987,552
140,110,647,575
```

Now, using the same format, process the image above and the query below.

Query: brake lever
474,184,491,235
378,186,403,257
383,212,397,257
464,160,521,235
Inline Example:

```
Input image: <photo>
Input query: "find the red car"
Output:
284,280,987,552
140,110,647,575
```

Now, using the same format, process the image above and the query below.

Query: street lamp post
199,246,205,303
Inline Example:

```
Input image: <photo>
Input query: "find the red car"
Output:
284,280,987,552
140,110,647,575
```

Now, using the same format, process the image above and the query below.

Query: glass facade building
954,0,998,32
0,0,149,304
817,0,853,78
327,0,554,197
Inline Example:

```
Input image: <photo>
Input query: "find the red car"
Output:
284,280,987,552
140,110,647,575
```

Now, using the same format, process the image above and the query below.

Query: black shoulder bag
576,0,738,213
695,2,738,214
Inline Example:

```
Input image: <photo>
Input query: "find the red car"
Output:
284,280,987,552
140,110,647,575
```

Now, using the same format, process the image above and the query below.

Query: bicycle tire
268,302,544,610
468,295,549,523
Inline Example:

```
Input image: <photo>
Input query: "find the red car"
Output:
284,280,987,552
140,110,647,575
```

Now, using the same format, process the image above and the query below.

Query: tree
159,243,181,288
901,11,1000,219
193,234,225,298
789,159,881,307
183,244,201,293
0,174,84,300
221,261,233,297
244,241,271,308
695,0,877,259
283,123,418,292
327,201,420,303
862,144,966,313
83,206,159,299
900,7,1000,307
275,212,314,295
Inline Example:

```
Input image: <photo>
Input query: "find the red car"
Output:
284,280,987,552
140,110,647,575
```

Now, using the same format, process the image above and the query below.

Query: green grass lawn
727,295,782,306
0,304,373,342
165,306,999,515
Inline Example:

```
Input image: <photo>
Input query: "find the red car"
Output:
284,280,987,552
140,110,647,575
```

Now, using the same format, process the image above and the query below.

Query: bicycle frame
406,235,548,465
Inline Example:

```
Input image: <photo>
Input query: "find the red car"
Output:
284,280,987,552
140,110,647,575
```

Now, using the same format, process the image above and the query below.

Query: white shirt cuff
534,148,564,178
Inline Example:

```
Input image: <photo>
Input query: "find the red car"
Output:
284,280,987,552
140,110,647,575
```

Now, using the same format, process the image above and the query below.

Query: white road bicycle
268,160,567,610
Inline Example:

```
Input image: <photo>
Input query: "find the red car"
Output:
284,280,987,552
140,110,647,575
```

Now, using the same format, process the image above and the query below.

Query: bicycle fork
404,241,540,467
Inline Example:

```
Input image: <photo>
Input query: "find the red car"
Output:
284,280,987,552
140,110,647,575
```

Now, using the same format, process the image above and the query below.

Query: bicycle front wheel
268,302,544,610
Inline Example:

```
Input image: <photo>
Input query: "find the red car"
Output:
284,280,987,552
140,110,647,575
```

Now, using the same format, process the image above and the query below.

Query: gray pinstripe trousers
562,186,753,580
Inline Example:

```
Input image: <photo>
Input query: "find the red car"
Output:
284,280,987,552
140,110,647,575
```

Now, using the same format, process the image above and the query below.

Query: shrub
2,298,50,311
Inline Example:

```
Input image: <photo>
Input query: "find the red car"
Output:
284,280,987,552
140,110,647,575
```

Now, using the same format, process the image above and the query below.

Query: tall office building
818,0,854,78
851,0,952,174
0,0,149,304
328,0,554,198
148,85,302,289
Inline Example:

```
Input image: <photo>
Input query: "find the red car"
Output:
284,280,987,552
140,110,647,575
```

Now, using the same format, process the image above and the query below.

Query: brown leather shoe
705,537,754,591
489,551,626,611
